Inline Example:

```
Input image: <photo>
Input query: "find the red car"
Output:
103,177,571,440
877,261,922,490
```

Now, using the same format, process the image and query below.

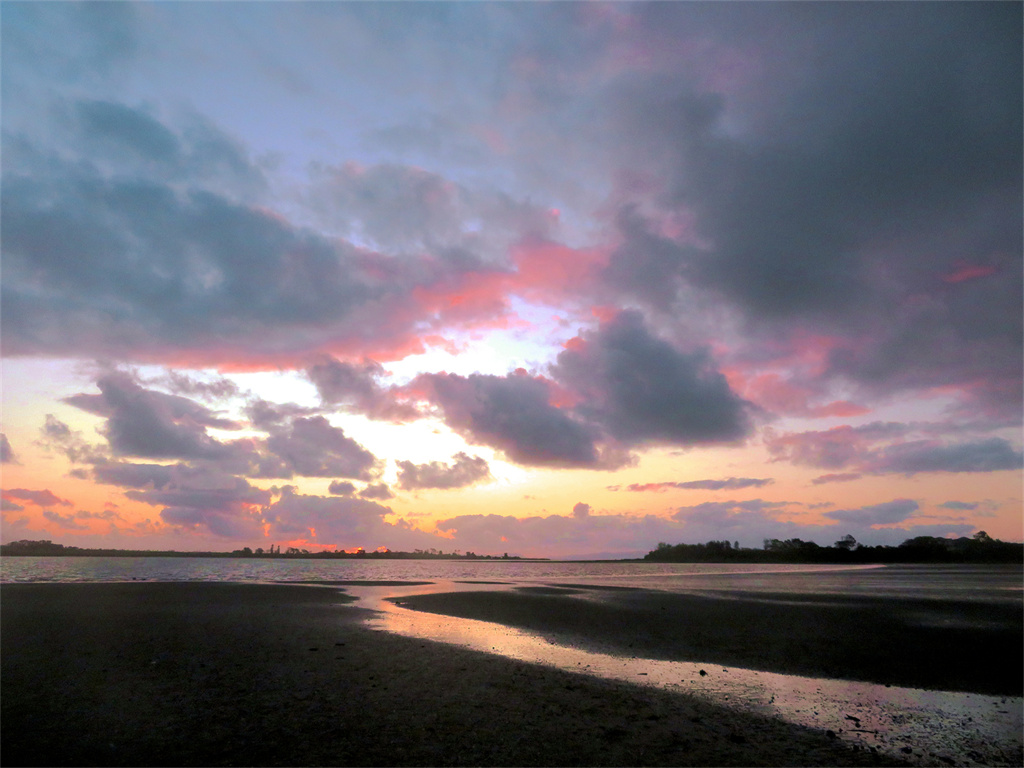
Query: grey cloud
825,499,920,526
675,477,772,491
42,509,89,530
359,483,395,501
91,461,178,490
869,438,1024,476
244,399,323,431
609,4,1022,416
2,499,25,512
552,311,753,447
159,370,241,402
75,100,182,165
116,466,271,539
768,424,1023,477
396,452,491,490
64,372,240,460
37,414,108,466
572,502,591,519
90,461,314,541
2,488,73,507
616,477,773,492
328,480,357,496
672,499,789,526
414,311,753,468
810,473,863,486
305,161,558,265
1,116,510,363
0,434,16,464
939,501,979,511
265,416,380,480
127,474,270,512
414,371,601,468
306,356,418,421
263,487,443,551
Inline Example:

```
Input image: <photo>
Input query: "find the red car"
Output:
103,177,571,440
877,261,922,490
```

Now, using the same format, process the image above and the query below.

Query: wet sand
392,583,1023,696
2,582,908,767
378,581,1022,766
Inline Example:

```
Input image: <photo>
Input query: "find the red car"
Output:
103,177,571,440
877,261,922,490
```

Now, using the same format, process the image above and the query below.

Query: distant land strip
0,540,546,561
2,533,1021,563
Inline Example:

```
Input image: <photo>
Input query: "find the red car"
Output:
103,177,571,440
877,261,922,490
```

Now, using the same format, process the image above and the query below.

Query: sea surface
0,555,854,583
1,555,1020,601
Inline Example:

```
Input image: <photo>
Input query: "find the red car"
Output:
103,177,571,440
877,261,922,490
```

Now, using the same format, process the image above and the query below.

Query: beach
2,580,1020,767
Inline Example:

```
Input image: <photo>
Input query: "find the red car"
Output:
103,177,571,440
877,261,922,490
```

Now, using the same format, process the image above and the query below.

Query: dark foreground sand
2,582,907,767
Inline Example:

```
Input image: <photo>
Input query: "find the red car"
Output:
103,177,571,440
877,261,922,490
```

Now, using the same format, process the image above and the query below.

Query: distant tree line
643,531,1023,564
0,539,539,560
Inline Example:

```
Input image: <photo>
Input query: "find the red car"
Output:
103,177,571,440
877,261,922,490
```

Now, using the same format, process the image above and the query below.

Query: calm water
0,555,860,584
1,556,1020,602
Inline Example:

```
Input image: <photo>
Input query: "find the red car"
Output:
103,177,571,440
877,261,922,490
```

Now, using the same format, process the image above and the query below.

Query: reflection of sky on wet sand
349,580,1023,767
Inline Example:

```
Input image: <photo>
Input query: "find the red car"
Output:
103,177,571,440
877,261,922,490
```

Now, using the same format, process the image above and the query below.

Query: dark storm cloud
396,452,491,491
609,4,1022,415
552,311,754,446
413,371,601,468
64,372,241,460
0,434,17,464
634,4,1020,314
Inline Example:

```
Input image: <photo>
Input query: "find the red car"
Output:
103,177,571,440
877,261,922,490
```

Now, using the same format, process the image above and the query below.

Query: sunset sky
2,2,1021,559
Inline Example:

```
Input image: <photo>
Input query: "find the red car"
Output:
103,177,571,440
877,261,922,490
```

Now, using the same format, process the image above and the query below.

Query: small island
643,530,1023,564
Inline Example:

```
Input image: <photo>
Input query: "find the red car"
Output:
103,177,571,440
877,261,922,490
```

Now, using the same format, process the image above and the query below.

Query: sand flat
2,581,912,767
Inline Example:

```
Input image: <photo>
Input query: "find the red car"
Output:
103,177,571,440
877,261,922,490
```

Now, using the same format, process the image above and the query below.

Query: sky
1,2,1021,559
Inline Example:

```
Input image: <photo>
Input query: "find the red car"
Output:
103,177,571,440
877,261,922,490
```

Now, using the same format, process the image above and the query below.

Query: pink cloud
2,488,73,508
941,262,998,284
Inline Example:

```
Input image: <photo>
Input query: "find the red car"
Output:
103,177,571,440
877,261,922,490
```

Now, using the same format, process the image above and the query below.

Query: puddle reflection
348,580,1023,767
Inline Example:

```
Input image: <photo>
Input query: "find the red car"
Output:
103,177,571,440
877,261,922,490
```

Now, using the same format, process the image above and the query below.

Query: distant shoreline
0,543,550,561
4,535,1021,564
